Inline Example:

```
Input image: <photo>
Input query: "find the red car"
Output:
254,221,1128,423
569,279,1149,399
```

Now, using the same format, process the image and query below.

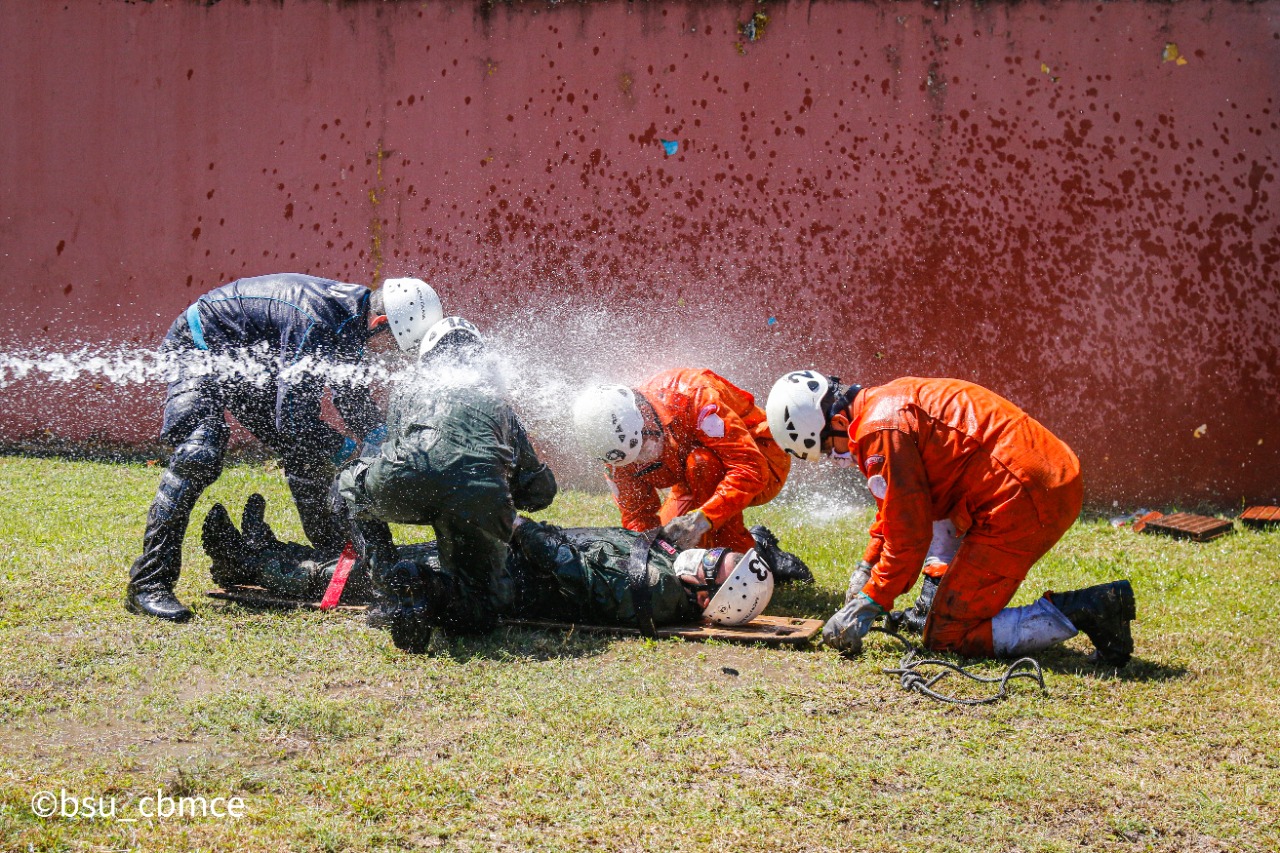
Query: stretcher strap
626,530,660,638
318,542,359,611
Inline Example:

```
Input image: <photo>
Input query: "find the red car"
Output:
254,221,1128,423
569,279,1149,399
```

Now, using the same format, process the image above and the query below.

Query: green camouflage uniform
212,520,701,630
336,360,556,633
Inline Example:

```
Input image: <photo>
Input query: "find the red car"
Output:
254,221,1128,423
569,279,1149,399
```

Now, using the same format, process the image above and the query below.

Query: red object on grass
1240,507,1280,529
319,542,358,610
1140,512,1234,542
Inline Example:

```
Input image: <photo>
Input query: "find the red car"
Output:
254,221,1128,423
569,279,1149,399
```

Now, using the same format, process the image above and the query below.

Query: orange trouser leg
657,448,757,552
924,475,1083,657
921,548,1026,656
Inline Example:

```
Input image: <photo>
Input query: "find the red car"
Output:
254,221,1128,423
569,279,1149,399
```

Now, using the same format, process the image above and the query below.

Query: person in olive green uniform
202,499,765,633
335,317,557,651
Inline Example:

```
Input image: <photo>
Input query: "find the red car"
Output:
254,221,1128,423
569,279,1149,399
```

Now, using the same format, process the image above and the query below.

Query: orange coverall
606,368,791,552
845,378,1083,656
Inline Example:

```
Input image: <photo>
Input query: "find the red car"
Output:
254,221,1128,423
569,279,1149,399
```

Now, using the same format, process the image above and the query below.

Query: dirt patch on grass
0,714,210,767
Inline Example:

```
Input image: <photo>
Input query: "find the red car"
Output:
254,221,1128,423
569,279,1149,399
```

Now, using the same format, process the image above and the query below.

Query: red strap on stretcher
319,542,358,611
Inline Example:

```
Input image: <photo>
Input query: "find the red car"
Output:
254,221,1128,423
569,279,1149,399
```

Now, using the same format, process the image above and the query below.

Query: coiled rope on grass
870,626,1046,705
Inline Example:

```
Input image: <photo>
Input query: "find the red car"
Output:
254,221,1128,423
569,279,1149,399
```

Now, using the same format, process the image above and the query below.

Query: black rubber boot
125,585,193,623
749,525,815,584
379,559,435,654
365,586,394,629
128,419,228,622
286,469,349,558
890,573,940,635
339,560,375,606
240,493,282,551
1048,580,1137,667
353,519,398,573
201,503,256,588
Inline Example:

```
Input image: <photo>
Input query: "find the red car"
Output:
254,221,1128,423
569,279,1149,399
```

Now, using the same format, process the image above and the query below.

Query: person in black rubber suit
334,316,560,652
126,273,443,622
201,497,776,640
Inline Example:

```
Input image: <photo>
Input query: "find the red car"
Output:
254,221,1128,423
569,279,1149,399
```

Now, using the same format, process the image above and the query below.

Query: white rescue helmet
572,384,644,466
704,549,773,626
765,370,830,462
382,277,443,352
419,316,482,360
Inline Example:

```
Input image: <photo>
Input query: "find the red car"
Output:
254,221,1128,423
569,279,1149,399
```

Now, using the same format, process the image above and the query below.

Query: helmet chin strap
820,377,862,441
633,394,666,466
634,393,663,436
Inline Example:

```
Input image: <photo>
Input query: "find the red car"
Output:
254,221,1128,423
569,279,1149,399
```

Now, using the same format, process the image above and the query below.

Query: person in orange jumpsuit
572,368,797,560
765,371,1136,665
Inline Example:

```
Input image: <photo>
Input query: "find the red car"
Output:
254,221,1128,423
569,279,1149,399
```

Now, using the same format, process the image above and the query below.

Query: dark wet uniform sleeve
275,321,347,459
332,377,383,442
509,414,557,512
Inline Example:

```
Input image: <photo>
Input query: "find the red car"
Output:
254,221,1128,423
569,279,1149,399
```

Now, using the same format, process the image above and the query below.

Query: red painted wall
1,0,1277,505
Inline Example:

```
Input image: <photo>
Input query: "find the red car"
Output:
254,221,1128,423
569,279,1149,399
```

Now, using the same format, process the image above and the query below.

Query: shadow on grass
1031,646,1190,682
423,624,622,663
762,581,845,620
861,633,1190,684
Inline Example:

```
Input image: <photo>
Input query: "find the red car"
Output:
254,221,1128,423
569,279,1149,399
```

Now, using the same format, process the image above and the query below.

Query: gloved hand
331,435,360,468
844,560,874,604
823,592,886,655
661,510,712,549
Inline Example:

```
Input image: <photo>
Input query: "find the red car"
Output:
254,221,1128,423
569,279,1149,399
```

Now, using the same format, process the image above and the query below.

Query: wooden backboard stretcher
206,585,824,647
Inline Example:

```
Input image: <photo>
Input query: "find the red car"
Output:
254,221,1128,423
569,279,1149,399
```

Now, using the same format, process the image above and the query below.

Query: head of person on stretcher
673,546,773,626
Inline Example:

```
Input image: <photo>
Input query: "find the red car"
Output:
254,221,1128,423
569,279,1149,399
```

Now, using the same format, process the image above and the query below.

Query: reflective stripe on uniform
185,303,209,350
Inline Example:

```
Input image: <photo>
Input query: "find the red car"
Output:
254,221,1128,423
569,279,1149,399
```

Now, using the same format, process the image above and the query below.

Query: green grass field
0,455,1276,852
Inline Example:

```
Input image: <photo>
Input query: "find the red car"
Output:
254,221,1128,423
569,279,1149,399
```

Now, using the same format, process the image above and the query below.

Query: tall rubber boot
352,518,398,628
285,469,349,557
1047,580,1137,667
129,482,195,617
898,572,941,635
200,503,255,588
379,559,435,654
127,426,224,622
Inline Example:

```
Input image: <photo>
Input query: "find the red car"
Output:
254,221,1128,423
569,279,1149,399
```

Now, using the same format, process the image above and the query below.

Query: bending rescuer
765,371,1137,666
126,273,443,622
335,316,558,653
571,368,812,583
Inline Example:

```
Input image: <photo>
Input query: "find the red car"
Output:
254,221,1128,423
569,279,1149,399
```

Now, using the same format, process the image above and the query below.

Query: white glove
823,592,886,655
662,510,712,549
844,560,874,605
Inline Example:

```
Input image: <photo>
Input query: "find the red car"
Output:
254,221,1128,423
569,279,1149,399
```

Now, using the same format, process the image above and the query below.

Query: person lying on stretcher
202,495,775,638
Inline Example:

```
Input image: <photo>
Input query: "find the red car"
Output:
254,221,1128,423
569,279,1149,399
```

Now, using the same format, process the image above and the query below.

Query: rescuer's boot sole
749,525,815,584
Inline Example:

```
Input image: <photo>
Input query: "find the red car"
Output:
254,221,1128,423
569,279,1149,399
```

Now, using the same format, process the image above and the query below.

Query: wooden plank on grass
1139,512,1234,542
1240,506,1280,529
207,586,368,613
502,614,824,647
